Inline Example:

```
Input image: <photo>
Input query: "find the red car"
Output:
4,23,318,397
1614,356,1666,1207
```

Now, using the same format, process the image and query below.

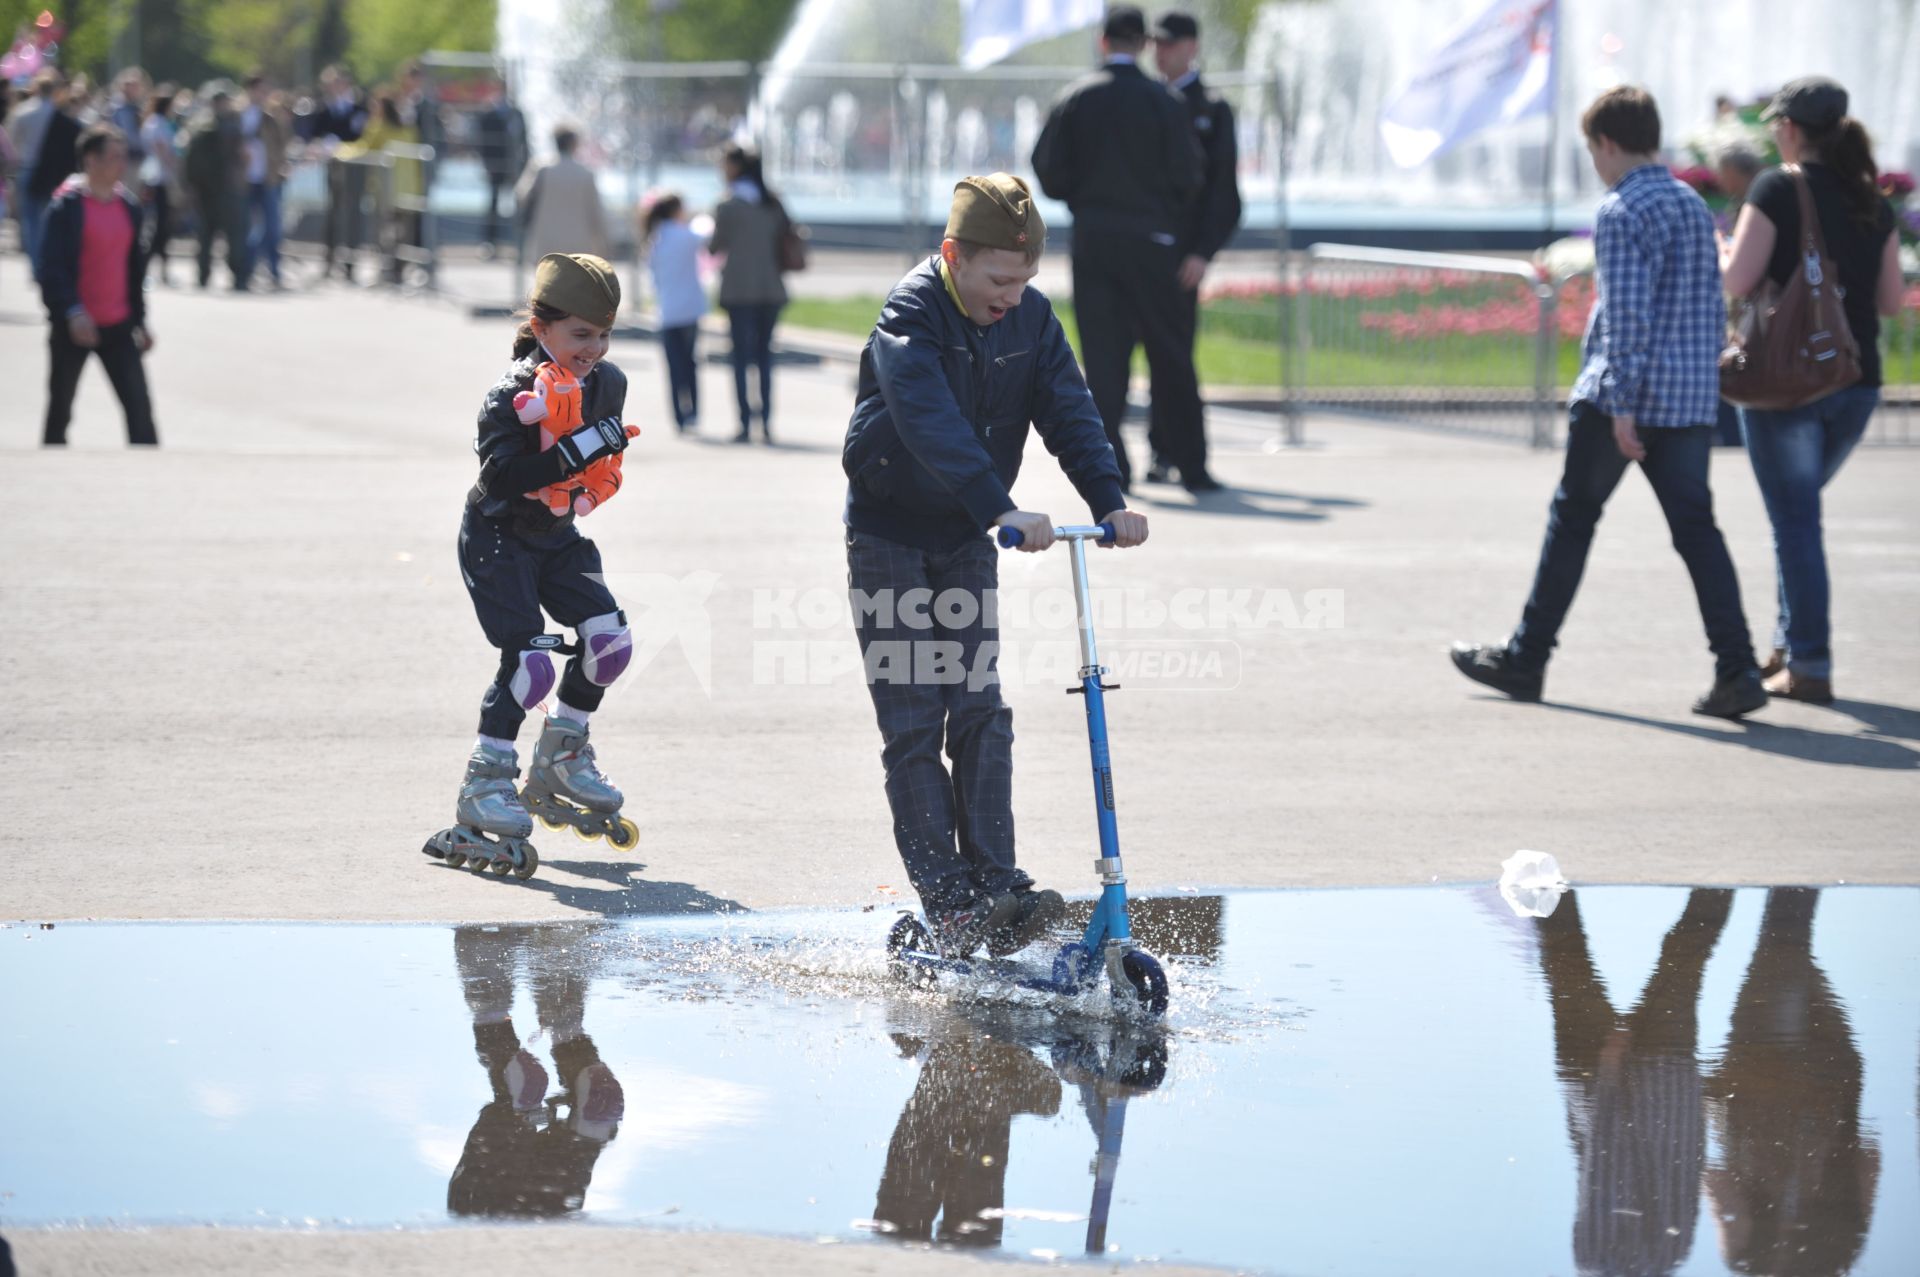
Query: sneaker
987,888,1065,958
1182,472,1225,495
1145,459,1177,485
1450,641,1544,702
1763,668,1833,705
927,894,1022,959
1692,669,1768,719
1760,647,1787,678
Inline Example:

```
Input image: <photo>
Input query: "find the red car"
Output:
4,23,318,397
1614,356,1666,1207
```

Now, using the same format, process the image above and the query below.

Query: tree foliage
2,0,492,89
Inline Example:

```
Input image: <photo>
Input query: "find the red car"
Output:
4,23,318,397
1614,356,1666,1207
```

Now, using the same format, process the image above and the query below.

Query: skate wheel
489,856,513,876
606,818,639,850
538,815,564,832
572,823,599,844
466,852,490,873
511,844,539,881
442,847,468,869
1116,950,1169,1019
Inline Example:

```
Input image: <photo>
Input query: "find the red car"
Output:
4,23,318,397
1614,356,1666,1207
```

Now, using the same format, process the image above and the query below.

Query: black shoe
1182,472,1225,494
1450,641,1544,702
1145,459,1176,485
987,888,1065,958
927,894,1023,960
733,425,752,444
1692,669,1767,720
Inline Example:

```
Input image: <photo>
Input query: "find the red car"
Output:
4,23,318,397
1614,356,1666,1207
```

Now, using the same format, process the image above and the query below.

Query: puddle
2,886,1917,1275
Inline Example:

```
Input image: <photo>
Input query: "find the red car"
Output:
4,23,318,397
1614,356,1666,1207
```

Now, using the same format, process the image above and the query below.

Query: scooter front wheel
1117,949,1169,1018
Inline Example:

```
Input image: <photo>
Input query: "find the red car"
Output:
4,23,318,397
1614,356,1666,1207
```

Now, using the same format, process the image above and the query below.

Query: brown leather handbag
1719,166,1861,409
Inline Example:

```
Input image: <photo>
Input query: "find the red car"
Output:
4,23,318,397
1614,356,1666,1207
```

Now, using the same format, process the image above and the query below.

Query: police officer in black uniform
1031,5,1203,494
1146,9,1242,491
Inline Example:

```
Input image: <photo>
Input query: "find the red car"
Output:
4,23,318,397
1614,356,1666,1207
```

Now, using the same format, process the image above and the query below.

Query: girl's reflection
446,925,625,1218
1707,888,1878,1275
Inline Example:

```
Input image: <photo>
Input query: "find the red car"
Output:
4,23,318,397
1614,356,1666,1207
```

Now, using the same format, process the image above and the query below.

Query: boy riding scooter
842,173,1148,960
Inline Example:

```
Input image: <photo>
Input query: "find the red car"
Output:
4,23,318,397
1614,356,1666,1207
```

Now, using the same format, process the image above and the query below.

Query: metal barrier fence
1280,245,1919,448
282,143,438,289
414,51,1288,301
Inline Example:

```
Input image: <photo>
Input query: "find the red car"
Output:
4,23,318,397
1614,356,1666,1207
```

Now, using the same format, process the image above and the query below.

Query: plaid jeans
847,528,1031,912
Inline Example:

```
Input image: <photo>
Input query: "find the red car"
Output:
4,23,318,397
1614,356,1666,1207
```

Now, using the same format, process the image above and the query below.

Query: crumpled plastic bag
1498,849,1569,918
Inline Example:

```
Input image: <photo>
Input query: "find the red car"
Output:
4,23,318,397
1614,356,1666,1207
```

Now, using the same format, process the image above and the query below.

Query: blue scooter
886,523,1170,1018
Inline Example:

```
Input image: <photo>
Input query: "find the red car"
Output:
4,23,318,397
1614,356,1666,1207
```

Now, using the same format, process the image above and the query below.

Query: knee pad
503,647,558,709
577,611,632,687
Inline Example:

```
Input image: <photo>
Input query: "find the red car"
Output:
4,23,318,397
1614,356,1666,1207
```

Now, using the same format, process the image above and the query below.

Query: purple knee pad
508,649,557,709
582,627,632,687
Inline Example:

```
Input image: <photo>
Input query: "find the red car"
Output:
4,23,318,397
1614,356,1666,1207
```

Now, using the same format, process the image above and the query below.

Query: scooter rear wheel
1117,950,1169,1018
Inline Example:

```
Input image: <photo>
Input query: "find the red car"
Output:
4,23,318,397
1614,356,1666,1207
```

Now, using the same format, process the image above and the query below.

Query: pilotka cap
532,252,622,328
944,173,1047,255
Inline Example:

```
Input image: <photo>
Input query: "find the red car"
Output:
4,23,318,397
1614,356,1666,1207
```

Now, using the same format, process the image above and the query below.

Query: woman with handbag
1720,77,1906,705
709,143,790,444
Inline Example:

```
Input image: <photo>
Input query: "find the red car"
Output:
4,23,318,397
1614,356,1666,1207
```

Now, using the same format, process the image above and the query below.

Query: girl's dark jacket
468,355,630,541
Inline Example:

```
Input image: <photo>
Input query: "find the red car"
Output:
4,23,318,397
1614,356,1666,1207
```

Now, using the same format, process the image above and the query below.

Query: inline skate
520,715,638,849
422,744,541,879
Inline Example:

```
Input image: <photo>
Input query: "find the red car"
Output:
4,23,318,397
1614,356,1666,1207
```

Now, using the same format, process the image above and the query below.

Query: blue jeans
726,303,780,432
660,323,699,428
1512,405,1756,680
847,528,1029,913
240,181,283,286
1739,385,1877,679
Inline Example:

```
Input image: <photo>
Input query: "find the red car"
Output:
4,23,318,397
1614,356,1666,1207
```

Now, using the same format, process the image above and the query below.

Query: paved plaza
2,252,1916,1273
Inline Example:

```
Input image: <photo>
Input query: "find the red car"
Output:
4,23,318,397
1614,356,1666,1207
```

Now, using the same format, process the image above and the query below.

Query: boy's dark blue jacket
36,180,146,328
843,257,1126,552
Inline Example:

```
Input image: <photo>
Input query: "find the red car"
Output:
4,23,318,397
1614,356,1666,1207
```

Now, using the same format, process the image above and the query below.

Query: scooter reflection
871,1010,1167,1255
446,924,626,1218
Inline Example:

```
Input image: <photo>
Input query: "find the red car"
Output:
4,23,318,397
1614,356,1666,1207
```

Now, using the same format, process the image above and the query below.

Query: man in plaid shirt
1453,86,1766,719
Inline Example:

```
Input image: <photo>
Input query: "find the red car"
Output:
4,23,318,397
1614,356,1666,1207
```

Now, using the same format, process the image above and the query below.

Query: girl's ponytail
1807,116,1881,224
510,301,571,360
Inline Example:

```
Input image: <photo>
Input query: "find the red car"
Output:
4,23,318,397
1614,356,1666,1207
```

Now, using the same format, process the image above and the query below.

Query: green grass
780,293,1582,389
783,293,1917,390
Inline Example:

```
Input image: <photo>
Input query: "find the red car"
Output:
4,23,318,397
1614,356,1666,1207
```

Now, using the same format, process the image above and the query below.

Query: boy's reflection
1536,888,1731,1277
871,1013,1165,1251
872,1031,1062,1246
1707,888,1878,1276
446,925,625,1218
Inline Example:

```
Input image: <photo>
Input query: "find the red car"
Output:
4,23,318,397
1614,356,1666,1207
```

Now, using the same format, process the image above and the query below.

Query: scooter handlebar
996,522,1115,549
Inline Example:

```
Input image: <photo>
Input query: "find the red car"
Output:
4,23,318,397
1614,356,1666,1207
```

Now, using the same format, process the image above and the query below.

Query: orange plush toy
514,362,639,517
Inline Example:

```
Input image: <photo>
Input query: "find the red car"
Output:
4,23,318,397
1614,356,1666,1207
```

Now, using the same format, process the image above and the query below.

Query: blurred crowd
3,57,455,292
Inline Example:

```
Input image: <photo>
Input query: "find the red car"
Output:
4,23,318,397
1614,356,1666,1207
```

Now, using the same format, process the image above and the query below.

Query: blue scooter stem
996,522,1116,549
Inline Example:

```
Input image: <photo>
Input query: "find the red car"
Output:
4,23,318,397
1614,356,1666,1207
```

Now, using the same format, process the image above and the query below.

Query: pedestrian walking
181,88,244,290
1144,9,1241,491
138,90,181,286
37,124,157,447
708,142,788,444
1719,77,1906,705
1030,4,1202,493
1451,86,1767,719
234,72,290,291
841,173,1144,958
644,192,706,433
24,70,83,278
475,81,526,259
517,124,609,266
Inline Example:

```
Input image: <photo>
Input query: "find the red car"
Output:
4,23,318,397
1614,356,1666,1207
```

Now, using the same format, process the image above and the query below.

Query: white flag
1379,0,1556,169
959,0,1106,71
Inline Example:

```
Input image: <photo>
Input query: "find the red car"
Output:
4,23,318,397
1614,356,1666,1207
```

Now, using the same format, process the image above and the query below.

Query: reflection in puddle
2,886,1915,1276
